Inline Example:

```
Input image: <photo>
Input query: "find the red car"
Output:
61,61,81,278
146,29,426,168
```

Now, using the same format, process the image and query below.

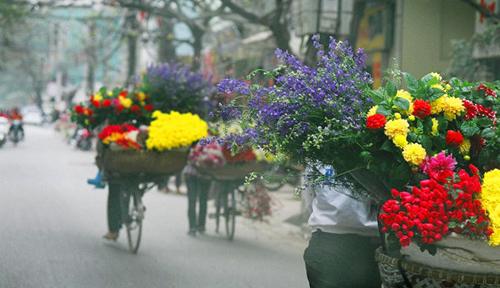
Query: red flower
130,105,141,113
115,103,124,113
366,114,386,129
477,83,496,97
92,100,100,108
119,90,128,98
144,104,154,112
412,99,431,119
102,99,112,108
74,105,84,114
445,130,464,146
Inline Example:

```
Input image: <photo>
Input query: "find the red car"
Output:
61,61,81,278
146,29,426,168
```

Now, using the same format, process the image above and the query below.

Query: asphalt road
0,126,308,288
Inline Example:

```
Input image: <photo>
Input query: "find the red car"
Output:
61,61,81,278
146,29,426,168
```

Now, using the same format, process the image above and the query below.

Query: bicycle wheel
224,187,236,240
120,187,144,253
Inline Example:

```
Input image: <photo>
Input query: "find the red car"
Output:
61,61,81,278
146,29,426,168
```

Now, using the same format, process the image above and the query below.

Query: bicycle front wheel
224,187,236,241
120,187,144,253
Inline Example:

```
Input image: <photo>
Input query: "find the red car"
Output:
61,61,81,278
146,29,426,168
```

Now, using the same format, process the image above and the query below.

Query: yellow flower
464,155,471,161
431,84,445,91
119,97,133,109
394,113,402,119
146,111,208,151
402,143,426,166
431,118,439,136
107,91,113,96
431,95,464,120
408,115,416,121
93,92,103,101
384,119,409,139
367,105,378,117
136,92,147,102
481,169,500,246
459,138,471,155
444,84,452,92
392,134,408,149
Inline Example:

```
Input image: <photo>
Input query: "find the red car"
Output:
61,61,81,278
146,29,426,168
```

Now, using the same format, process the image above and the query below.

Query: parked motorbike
8,119,24,145
75,127,93,151
0,117,8,148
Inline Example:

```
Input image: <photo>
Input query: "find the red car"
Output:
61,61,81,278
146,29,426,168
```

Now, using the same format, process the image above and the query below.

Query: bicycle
109,176,158,254
212,179,243,241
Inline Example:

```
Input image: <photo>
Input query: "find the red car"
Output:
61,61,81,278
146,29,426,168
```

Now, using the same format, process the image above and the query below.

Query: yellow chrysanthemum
384,119,409,139
392,134,408,149
93,92,103,101
367,105,378,117
402,143,426,166
481,169,500,246
459,138,471,155
119,97,133,109
431,118,439,136
430,95,464,120
146,111,208,151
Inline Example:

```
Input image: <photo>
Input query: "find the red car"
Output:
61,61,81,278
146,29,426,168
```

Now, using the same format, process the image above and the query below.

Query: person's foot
102,231,119,241
87,178,106,189
188,229,197,237
197,227,206,234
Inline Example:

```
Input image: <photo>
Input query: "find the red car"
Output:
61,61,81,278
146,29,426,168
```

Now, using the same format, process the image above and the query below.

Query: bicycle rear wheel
120,187,144,253
224,187,236,240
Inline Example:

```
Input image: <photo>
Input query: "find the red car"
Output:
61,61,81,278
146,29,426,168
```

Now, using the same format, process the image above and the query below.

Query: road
0,126,309,288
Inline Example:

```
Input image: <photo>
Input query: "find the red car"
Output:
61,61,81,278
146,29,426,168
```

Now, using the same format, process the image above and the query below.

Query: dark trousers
107,182,122,233
186,176,210,230
303,230,381,288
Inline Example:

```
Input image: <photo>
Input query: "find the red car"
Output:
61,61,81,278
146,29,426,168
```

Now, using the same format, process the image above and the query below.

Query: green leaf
403,73,418,93
420,136,433,151
460,121,480,137
422,73,440,86
376,105,392,116
380,140,395,153
389,162,410,188
481,128,496,139
386,81,397,98
393,97,410,111
367,89,385,103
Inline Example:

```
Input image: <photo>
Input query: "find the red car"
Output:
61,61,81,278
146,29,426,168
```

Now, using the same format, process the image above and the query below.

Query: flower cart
190,141,270,240
210,35,499,286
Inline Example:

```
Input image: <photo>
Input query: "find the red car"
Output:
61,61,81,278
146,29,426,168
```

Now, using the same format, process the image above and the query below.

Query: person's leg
175,173,182,194
303,231,381,288
197,179,210,232
186,176,198,235
105,182,122,240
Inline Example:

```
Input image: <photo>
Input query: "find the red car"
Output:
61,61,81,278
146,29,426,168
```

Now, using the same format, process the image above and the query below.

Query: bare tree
220,0,293,53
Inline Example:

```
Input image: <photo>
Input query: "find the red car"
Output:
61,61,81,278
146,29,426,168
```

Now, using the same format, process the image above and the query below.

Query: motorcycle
0,117,8,148
8,119,24,145
75,127,93,151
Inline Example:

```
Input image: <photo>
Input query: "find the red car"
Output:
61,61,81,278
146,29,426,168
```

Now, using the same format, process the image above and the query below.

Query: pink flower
421,152,457,182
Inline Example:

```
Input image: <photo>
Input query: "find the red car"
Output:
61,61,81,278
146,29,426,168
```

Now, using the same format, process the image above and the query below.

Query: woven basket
196,162,269,181
375,247,500,288
101,148,188,177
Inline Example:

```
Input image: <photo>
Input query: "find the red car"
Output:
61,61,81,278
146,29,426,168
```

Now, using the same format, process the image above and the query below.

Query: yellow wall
400,0,475,77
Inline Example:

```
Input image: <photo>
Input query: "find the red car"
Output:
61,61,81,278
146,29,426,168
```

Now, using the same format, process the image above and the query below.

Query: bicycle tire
225,188,236,240
120,187,143,254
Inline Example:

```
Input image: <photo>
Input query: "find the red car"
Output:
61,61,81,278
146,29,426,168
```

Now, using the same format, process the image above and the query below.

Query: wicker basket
375,247,500,288
100,148,188,177
196,162,269,181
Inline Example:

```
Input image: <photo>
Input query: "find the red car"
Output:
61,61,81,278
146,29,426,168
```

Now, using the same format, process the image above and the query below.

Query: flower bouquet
98,111,208,177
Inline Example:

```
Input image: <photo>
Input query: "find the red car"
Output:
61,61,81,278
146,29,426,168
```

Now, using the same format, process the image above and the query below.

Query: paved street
0,126,308,288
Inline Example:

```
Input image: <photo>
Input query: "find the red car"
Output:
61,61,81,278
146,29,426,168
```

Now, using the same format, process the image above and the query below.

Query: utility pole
125,7,138,87
86,20,96,95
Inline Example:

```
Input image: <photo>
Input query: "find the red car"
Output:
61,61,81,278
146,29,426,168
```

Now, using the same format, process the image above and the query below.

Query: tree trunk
191,28,204,71
125,10,138,87
270,22,292,53
158,18,176,63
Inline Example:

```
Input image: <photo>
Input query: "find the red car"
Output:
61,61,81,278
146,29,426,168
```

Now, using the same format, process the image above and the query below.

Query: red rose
92,100,100,108
144,104,154,112
115,104,124,113
74,105,84,114
366,114,386,129
119,90,128,98
445,130,464,146
102,99,112,108
412,99,431,119
130,104,141,113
